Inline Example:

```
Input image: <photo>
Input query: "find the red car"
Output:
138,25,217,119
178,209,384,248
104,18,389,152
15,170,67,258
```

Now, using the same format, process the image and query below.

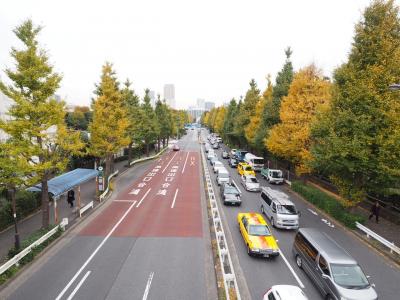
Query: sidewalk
0,154,151,261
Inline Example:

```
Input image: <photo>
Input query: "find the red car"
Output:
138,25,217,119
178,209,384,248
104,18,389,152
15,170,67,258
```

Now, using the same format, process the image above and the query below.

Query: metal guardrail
79,201,94,217
356,222,400,255
201,147,241,300
0,218,68,276
99,169,119,202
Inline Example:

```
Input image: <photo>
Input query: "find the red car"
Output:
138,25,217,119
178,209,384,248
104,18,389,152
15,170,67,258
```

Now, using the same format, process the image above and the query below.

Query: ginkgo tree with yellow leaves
266,65,331,175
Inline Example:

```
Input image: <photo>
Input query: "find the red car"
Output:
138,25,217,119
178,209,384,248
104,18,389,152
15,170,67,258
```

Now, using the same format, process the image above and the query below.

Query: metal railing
355,222,400,255
201,147,241,300
79,201,94,217
0,218,68,276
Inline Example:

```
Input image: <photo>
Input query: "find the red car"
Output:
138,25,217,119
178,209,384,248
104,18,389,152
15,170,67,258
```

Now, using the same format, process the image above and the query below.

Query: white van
216,168,230,185
260,187,300,229
244,153,264,171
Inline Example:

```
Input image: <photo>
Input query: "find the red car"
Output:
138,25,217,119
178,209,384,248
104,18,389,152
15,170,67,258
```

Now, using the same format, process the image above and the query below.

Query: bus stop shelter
28,168,98,222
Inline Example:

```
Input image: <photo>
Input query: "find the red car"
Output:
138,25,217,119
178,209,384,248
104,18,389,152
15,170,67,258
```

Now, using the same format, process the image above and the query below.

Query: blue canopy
28,168,99,197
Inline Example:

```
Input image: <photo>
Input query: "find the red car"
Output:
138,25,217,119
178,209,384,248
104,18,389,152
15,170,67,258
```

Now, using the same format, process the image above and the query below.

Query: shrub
292,181,366,229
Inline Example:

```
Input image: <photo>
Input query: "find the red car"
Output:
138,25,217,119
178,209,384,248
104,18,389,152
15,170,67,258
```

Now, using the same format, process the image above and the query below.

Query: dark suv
220,183,241,205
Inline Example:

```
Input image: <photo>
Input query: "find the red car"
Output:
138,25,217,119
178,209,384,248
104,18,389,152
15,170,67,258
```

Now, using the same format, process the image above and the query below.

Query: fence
0,218,68,276
201,147,241,300
356,222,400,255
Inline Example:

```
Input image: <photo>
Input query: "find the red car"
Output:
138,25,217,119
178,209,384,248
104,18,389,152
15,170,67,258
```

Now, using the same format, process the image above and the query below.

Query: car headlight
252,248,260,252
273,249,279,253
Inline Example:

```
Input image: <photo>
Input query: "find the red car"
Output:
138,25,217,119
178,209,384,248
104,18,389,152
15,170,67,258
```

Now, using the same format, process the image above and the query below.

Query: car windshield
245,166,253,171
248,225,270,236
246,177,258,183
331,264,369,289
219,173,229,178
271,171,282,178
225,186,238,194
277,204,297,215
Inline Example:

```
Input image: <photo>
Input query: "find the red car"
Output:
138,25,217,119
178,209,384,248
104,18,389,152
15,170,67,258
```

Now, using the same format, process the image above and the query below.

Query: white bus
244,153,264,171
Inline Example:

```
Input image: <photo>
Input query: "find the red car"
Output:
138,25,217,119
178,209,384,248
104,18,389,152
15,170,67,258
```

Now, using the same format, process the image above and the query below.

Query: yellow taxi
237,212,279,257
237,162,256,176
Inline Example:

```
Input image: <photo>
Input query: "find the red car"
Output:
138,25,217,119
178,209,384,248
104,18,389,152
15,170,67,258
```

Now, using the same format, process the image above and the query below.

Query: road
5,130,216,300
202,129,400,300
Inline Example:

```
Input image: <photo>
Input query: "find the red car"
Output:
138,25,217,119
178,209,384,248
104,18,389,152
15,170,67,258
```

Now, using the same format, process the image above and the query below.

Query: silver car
293,228,378,300
240,175,261,192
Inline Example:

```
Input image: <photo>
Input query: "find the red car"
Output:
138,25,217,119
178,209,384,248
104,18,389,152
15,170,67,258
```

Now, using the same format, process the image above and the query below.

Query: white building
163,84,175,109
197,98,205,110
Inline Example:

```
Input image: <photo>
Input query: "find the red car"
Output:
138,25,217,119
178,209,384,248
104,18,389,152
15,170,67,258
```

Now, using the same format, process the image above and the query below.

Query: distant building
197,98,205,110
149,90,156,108
163,84,175,109
205,101,215,111
187,106,206,123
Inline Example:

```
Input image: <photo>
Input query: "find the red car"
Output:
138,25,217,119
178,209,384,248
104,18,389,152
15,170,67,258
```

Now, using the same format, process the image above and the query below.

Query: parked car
216,168,230,186
293,228,377,300
213,161,225,173
220,182,241,205
237,162,256,176
263,285,308,300
260,187,299,229
173,144,180,151
221,151,229,159
237,212,279,257
261,167,284,184
240,175,261,192
229,157,238,168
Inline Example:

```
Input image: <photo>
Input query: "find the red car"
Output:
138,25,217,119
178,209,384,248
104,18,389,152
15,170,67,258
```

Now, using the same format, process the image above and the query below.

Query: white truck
244,153,264,171
261,167,284,184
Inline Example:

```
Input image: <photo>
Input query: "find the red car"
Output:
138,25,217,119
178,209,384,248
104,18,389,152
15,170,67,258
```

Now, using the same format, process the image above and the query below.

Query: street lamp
388,83,400,90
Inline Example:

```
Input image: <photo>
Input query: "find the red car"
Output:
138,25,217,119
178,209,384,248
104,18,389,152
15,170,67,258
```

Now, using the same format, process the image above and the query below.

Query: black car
222,151,229,159
220,183,241,205
229,157,238,168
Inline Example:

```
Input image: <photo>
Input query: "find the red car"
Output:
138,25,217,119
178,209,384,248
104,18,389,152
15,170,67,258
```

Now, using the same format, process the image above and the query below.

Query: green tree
155,97,173,149
222,99,238,144
89,62,130,180
311,0,400,206
233,79,260,147
121,79,140,163
0,20,83,228
136,89,160,156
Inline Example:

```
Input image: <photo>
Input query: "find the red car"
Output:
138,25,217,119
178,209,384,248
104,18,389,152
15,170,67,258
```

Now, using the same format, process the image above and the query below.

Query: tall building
196,98,205,110
149,90,156,108
163,84,175,109
205,101,215,111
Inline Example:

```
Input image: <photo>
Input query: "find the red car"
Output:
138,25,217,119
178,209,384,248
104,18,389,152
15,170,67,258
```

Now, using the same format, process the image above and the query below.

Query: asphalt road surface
5,130,216,300
203,129,400,300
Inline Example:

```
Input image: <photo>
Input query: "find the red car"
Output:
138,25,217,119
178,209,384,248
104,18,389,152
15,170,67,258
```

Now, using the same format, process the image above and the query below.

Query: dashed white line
171,189,179,208
181,152,190,174
162,151,178,173
55,195,142,300
66,271,91,300
136,188,152,208
308,208,318,216
279,249,305,289
142,272,154,300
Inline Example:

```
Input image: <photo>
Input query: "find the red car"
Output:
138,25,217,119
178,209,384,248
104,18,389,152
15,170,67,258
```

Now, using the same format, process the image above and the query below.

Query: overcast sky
0,0,388,109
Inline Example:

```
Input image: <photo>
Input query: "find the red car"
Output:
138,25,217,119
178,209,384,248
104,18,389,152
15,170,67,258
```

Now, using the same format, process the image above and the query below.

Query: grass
292,181,366,229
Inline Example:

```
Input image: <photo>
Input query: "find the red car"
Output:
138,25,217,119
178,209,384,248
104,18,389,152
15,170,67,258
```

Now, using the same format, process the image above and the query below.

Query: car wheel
261,205,264,214
271,217,275,228
325,295,334,300
296,255,303,269
247,244,252,256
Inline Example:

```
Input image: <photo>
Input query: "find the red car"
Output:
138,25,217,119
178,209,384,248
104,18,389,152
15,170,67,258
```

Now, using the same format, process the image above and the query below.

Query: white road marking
171,188,179,208
162,151,178,173
55,195,142,300
181,152,190,174
142,272,154,300
113,200,137,203
307,209,318,215
232,179,242,194
66,271,91,300
136,188,152,208
279,249,305,289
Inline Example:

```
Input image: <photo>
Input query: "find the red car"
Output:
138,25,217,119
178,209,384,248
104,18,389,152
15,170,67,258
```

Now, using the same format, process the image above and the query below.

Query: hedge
291,181,366,229
0,225,62,285
0,190,41,232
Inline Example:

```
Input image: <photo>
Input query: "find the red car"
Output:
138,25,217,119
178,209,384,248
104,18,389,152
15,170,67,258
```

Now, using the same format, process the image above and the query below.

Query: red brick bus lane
80,151,202,238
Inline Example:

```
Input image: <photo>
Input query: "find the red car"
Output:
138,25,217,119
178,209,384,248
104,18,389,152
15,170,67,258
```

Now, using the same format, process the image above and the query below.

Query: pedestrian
67,190,75,208
369,201,380,223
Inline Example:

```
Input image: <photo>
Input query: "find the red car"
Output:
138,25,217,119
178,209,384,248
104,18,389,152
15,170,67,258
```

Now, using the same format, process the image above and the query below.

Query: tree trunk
128,142,133,165
105,154,112,186
162,138,165,148
146,143,150,157
41,178,50,229
9,187,20,250
157,137,161,153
